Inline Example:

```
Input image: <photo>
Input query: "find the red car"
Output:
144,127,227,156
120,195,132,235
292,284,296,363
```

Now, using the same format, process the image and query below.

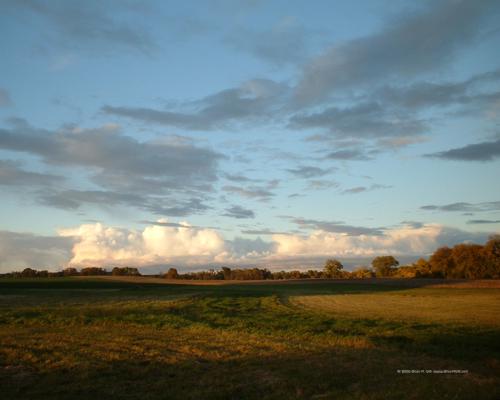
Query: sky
0,0,500,272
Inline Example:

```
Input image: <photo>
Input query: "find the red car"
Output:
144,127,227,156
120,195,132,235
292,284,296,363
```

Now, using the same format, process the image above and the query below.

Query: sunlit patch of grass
290,288,500,326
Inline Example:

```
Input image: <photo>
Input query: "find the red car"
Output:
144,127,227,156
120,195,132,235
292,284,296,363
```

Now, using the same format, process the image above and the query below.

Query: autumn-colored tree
80,267,107,276
351,266,374,279
222,267,232,280
63,267,78,276
112,267,140,276
372,256,399,277
429,246,454,278
324,259,344,278
165,268,179,279
413,258,432,278
451,243,487,279
483,235,500,278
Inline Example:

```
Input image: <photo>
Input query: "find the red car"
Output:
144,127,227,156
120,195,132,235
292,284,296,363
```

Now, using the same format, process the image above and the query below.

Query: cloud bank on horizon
0,220,492,271
0,0,499,272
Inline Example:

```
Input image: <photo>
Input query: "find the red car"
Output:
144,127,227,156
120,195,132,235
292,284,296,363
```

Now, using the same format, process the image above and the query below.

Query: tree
165,268,179,279
372,256,399,277
63,267,78,276
112,267,140,276
21,268,37,277
222,267,232,280
451,243,486,279
80,267,106,276
324,259,344,278
429,247,454,278
483,235,500,278
413,258,432,278
351,266,374,279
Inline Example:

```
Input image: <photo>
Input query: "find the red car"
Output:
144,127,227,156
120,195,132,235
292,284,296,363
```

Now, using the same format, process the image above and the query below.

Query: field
0,277,499,400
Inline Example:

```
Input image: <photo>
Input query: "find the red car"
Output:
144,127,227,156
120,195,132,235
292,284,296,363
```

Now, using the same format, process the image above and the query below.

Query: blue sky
1,0,499,271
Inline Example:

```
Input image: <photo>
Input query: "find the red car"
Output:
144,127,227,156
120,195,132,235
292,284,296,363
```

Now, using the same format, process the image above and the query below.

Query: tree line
2,235,499,280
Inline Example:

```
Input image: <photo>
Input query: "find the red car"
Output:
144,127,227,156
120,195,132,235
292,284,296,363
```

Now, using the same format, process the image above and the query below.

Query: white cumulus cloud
270,224,490,259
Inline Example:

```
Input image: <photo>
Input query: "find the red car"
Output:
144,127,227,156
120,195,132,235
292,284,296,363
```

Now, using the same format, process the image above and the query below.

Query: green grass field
0,277,499,400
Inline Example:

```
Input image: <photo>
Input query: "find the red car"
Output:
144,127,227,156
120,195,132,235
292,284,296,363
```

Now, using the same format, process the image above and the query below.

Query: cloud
222,185,274,202
325,149,371,161
224,173,259,183
306,180,338,191
102,79,289,130
0,160,63,187
0,121,220,188
0,88,12,107
241,229,290,235
58,222,225,266
294,0,499,105
290,217,384,236
139,220,195,229
425,138,500,161
2,0,157,55
1,220,495,272
286,165,332,179
38,190,209,217
0,231,73,271
374,69,500,110
420,201,500,213
271,224,491,258
290,102,427,139
224,237,275,261
467,219,500,224
58,221,271,267
223,205,255,219
341,184,391,195
0,120,221,215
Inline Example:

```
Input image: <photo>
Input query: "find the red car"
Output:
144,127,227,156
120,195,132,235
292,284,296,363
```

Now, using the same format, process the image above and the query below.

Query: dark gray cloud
0,160,63,186
400,221,424,229
223,173,259,183
425,138,500,161
138,220,219,230
290,102,427,139
421,201,500,212
291,217,384,236
222,185,274,202
0,88,12,107
0,120,221,192
2,0,157,55
222,205,255,219
342,184,391,195
294,0,500,104
374,69,500,110
0,120,221,216
0,230,73,271
467,219,500,225
102,79,288,130
286,165,332,179
38,190,209,217
325,149,371,161
241,228,290,235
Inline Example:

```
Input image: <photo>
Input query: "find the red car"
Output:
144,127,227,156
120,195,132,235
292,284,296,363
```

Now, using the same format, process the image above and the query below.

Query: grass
0,277,499,399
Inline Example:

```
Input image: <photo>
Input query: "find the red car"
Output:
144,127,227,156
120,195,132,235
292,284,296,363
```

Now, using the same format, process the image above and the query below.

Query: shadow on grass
0,277,491,294
2,344,499,400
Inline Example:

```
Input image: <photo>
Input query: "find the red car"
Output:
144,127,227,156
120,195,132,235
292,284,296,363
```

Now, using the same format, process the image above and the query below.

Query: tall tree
372,256,399,277
324,259,344,278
